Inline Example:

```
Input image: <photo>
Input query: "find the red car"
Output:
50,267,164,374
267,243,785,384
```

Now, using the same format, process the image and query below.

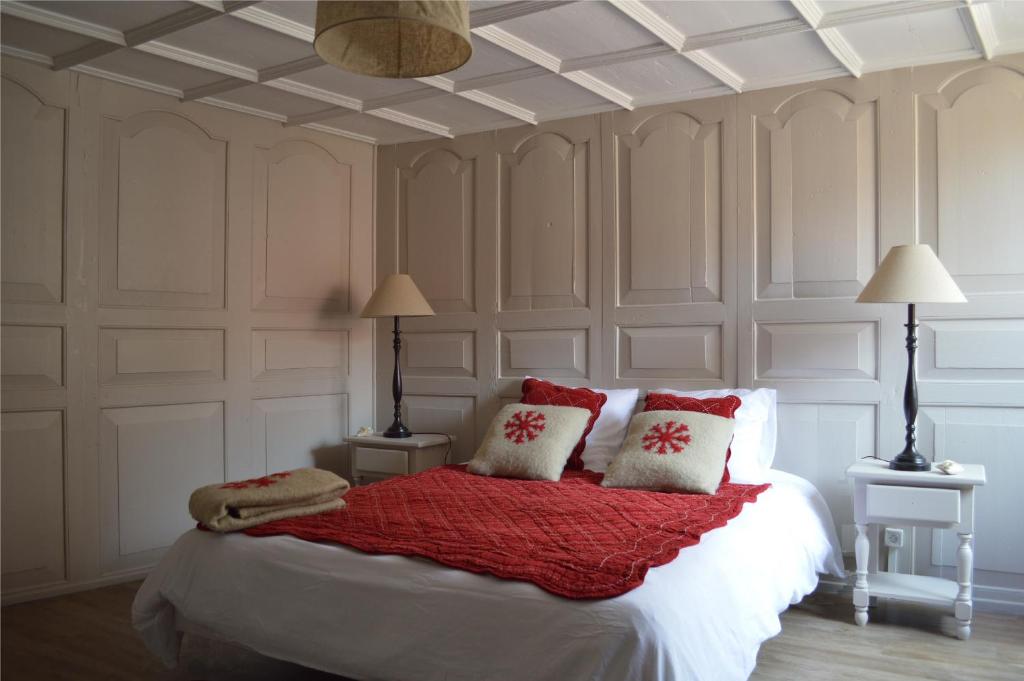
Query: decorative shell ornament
935,459,964,475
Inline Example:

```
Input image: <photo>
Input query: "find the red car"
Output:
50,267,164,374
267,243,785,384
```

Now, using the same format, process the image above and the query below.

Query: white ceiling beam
230,5,314,42
790,1,863,78
24,0,257,71
608,0,744,92
472,25,635,108
959,2,997,60
368,109,454,138
469,1,579,29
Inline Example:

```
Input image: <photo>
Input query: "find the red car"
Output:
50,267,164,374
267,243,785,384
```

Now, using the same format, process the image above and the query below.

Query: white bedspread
133,470,844,681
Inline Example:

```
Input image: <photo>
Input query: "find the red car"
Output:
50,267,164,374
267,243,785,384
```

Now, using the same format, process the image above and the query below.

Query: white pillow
583,388,640,472
523,378,638,473
648,388,777,482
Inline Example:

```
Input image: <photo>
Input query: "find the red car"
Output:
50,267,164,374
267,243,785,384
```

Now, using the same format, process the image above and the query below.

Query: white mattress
133,470,844,681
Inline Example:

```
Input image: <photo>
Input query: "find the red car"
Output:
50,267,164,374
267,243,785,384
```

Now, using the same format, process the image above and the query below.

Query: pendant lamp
314,1,472,79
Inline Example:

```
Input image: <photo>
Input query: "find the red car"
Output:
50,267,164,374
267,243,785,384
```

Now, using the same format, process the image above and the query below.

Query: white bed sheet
133,470,844,681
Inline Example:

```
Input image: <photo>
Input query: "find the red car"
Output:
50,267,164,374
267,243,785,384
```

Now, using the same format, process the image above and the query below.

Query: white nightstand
846,459,986,639
345,433,453,485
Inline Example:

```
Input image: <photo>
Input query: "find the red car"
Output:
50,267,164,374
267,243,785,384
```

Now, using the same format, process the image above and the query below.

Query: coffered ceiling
2,0,1022,144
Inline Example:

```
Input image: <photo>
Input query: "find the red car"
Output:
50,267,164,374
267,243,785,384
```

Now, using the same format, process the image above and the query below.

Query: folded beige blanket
189,468,350,532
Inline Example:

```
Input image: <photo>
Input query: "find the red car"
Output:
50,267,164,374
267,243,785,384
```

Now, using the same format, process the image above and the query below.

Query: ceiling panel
155,14,314,72
313,112,439,144
211,82,329,119
703,30,843,87
985,1,1024,53
838,8,977,71
475,73,615,119
87,47,228,91
285,64,433,102
21,1,195,32
437,39,537,83
256,0,316,31
582,53,727,106
493,1,659,60
385,94,521,132
643,0,801,37
0,14,96,58
1,0,1020,145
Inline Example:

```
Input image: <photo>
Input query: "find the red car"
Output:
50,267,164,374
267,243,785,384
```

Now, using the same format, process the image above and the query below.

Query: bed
133,468,844,681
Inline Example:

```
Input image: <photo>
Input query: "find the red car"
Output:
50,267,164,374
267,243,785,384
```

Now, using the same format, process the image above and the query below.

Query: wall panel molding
252,139,352,312
756,320,877,380
252,394,349,473
99,401,224,573
617,324,722,380
615,111,722,306
1,324,64,389
499,131,590,311
99,327,224,386
251,329,349,382
916,65,1024,294
0,76,65,305
99,111,227,309
499,328,588,379
397,149,475,313
754,89,878,300
1,410,65,591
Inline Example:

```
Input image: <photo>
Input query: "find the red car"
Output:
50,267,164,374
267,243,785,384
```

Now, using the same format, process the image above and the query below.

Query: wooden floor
2,581,1022,680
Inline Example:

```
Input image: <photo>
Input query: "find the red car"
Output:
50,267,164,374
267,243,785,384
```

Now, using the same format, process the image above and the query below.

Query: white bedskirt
134,469,844,681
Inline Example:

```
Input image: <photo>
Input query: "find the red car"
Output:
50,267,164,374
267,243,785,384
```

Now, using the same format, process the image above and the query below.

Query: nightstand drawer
354,447,408,475
865,484,960,524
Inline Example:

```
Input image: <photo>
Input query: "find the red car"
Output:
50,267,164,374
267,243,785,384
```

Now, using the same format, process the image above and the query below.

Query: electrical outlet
884,527,905,548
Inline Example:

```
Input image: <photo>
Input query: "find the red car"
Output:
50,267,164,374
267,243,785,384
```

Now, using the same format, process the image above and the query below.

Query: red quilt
243,465,770,599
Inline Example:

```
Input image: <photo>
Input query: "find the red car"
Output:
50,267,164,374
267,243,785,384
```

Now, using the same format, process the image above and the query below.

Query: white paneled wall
0,57,374,604
377,54,1024,612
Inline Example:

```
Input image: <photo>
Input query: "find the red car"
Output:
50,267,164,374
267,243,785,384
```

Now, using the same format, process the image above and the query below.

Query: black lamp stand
890,303,928,471
383,315,411,438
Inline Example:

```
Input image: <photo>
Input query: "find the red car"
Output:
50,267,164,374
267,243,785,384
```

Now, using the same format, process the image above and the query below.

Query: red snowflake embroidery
220,471,291,490
642,421,692,455
504,410,546,444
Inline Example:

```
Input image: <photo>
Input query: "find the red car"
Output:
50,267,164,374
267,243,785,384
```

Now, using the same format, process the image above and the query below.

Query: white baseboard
1,567,152,607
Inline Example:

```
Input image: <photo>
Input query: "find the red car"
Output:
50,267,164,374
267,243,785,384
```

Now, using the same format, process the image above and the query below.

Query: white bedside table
345,433,453,485
846,459,986,639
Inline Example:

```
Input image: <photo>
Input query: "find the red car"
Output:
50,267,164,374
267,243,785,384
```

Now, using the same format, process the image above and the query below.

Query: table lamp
361,274,435,438
856,245,966,471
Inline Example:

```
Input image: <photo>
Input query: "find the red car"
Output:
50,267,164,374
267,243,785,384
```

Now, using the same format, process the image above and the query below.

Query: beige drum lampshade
361,274,435,318
856,245,967,304
314,0,472,79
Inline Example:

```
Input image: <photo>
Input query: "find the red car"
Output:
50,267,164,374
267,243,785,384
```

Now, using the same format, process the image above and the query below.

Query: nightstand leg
853,523,869,626
955,533,973,640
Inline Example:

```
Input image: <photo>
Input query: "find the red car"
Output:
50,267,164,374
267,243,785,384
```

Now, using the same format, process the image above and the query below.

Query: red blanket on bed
243,465,770,599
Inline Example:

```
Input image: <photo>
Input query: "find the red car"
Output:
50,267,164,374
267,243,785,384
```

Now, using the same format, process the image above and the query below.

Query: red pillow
643,393,742,483
520,378,607,471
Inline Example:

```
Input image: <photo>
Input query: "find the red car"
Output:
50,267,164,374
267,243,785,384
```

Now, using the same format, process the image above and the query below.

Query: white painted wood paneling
1,75,65,304
1,410,65,591
100,401,224,566
1,325,64,389
0,56,375,604
99,111,227,309
252,394,349,473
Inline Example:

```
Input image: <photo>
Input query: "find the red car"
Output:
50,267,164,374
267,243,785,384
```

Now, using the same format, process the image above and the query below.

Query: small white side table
345,433,453,485
846,460,986,639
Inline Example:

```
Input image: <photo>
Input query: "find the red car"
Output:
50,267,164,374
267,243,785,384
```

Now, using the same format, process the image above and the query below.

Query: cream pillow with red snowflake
601,410,736,494
468,403,592,481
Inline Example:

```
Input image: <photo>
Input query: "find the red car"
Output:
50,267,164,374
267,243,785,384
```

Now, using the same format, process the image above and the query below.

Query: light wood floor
2,581,1022,680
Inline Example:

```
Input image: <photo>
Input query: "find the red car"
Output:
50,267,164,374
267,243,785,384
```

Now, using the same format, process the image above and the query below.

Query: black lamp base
383,420,411,438
889,450,930,472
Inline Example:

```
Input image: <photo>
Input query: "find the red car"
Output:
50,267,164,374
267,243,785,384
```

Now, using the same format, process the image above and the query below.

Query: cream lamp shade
361,274,435,318
314,1,472,79
856,245,967,304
